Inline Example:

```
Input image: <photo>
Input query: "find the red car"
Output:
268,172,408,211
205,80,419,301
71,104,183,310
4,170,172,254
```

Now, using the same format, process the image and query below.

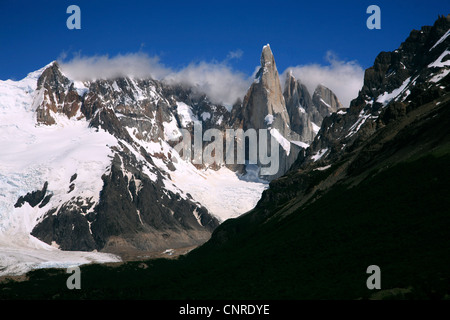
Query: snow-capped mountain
300,14,450,167
284,71,342,144
237,44,343,179
1,44,332,276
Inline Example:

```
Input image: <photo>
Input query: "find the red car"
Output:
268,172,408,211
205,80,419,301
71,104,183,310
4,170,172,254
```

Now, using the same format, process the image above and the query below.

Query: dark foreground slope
1,96,449,300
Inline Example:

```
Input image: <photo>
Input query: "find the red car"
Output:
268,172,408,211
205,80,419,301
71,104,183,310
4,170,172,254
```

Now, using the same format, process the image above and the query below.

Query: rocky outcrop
283,70,345,152
299,14,450,167
284,72,318,143
31,145,219,252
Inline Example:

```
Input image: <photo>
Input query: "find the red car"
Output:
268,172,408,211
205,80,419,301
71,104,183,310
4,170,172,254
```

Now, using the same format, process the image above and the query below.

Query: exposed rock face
243,45,291,137
283,70,343,145
238,44,346,179
14,182,50,208
284,72,316,143
28,63,225,254
360,15,450,103
32,149,218,252
240,45,304,180
298,14,450,167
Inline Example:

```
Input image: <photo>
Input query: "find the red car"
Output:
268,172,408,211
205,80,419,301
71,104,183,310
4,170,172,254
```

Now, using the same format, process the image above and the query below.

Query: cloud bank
59,50,364,108
282,51,365,107
59,52,250,106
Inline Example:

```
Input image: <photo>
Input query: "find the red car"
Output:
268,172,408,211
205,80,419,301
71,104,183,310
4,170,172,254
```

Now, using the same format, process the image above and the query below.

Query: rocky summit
283,71,342,144
0,14,449,300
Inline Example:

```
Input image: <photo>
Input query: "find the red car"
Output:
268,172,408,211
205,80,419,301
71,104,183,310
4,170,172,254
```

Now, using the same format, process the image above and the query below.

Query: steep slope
283,71,316,143
192,15,450,298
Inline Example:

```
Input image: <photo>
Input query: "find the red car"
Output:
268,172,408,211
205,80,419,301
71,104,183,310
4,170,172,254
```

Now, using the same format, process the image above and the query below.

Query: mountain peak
284,70,297,95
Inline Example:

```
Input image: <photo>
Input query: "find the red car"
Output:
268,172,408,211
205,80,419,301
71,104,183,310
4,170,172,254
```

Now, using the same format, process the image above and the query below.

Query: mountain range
0,15,449,300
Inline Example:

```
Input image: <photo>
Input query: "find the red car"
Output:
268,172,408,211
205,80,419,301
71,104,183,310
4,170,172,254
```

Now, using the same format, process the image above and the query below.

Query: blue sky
0,0,448,105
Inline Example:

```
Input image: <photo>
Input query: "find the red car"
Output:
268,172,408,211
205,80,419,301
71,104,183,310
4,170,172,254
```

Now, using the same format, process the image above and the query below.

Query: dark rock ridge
283,71,342,143
32,149,218,252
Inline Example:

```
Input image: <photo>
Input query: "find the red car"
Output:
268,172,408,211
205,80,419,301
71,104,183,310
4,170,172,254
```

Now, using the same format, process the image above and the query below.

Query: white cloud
281,51,365,108
59,52,250,106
